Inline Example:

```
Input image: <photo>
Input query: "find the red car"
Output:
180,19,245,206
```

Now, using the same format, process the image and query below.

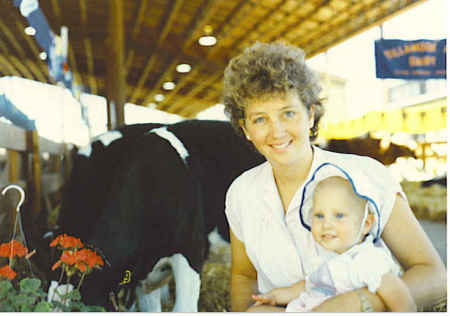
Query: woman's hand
382,194,446,310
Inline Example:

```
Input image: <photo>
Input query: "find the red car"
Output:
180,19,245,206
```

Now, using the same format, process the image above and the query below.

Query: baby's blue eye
314,213,323,219
336,212,344,219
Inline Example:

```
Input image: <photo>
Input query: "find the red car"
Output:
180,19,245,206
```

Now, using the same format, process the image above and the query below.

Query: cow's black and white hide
77,130,206,311
58,122,164,239
56,120,265,311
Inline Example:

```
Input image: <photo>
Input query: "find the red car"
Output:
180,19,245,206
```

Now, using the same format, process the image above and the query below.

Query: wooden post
26,130,41,220
106,0,125,130
7,150,19,183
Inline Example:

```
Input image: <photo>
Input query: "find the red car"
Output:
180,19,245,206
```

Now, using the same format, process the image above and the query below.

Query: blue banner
13,0,71,85
0,93,36,130
375,39,446,79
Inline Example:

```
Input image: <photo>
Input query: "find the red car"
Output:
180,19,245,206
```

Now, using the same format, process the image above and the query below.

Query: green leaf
0,280,14,298
34,301,53,312
19,278,41,293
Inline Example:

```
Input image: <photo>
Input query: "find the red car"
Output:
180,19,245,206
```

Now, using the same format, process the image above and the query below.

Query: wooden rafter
0,55,21,77
164,0,288,113
129,0,185,104
268,0,331,42
301,0,426,57
0,20,35,80
142,0,220,106
79,0,97,95
84,38,97,95
14,21,49,83
79,0,88,26
157,0,249,110
124,0,148,75
51,0,62,27
8,55,35,79
0,38,22,77
168,69,223,114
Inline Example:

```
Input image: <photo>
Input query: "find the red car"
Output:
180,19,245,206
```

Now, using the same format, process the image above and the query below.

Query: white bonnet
299,162,382,242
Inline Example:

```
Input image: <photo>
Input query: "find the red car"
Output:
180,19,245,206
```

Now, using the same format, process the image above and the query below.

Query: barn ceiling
0,0,427,118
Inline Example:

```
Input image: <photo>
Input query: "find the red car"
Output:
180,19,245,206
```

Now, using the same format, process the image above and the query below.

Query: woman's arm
311,194,446,312
382,194,446,310
377,273,416,312
229,229,259,311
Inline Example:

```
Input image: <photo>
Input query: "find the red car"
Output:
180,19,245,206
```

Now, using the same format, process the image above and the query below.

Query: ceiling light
154,94,165,102
163,82,175,90
199,35,216,46
24,26,36,36
39,51,47,60
176,63,191,73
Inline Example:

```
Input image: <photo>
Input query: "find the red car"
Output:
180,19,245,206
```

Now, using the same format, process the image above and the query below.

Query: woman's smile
241,91,313,169
270,139,293,151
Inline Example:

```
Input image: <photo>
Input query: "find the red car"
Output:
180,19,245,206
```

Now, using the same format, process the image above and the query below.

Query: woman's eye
314,213,323,219
284,111,296,118
253,117,265,124
336,212,344,219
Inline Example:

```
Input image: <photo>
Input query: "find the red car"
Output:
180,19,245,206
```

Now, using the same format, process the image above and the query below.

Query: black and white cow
56,120,264,311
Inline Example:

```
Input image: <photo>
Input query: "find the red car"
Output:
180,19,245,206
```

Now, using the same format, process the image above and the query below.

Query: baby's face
311,177,366,254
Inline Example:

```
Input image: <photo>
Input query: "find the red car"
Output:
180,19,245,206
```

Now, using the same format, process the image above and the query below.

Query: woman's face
240,91,313,169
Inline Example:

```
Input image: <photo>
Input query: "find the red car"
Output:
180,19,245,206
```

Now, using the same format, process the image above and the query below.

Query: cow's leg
169,253,201,312
161,284,170,304
136,285,162,312
138,256,174,312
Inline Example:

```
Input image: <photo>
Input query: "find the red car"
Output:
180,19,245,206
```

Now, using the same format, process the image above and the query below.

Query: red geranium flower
0,240,28,258
50,234,83,249
60,250,78,265
77,248,104,269
0,265,17,280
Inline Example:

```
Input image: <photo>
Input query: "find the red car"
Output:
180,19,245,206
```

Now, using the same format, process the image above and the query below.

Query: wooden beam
148,0,246,108
268,0,331,42
180,84,222,117
124,0,147,75
7,150,20,183
84,38,97,95
305,0,429,58
51,0,62,27
26,130,41,220
15,21,50,83
0,55,21,77
9,55,35,79
24,59,47,83
106,0,125,129
128,0,185,104
168,70,223,113
0,20,35,80
142,0,220,106
164,0,286,112
79,0,88,26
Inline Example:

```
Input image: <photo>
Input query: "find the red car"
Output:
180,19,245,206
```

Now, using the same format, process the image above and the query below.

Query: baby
253,176,416,312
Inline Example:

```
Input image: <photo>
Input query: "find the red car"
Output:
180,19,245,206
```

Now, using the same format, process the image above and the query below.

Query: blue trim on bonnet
299,162,382,242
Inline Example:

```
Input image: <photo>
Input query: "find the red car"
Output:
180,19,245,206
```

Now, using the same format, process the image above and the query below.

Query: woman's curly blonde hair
222,41,324,141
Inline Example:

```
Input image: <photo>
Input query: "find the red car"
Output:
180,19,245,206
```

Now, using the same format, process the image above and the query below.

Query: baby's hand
251,293,277,306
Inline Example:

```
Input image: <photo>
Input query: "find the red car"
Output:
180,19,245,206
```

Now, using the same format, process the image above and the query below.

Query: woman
222,41,446,312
